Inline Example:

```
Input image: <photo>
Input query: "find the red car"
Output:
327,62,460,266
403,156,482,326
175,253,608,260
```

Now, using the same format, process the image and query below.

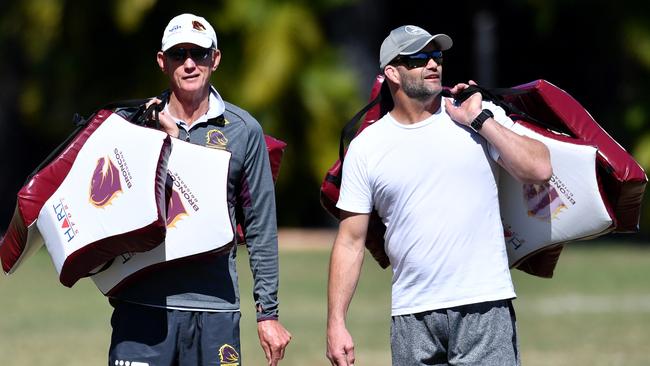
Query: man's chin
178,81,205,93
425,82,442,93
414,91,441,102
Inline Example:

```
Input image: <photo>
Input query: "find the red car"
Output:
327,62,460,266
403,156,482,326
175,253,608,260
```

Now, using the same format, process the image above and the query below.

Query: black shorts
108,300,241,366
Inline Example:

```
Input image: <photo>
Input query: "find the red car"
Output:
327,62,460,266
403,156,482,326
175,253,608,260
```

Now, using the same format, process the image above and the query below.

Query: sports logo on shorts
90,156,122,208
166,189,188,228
112,359,149,366
206,129,228,149
523,181,566,221
218,344,240,365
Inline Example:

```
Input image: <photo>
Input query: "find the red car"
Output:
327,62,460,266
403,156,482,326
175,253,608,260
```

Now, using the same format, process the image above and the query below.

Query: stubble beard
401,72,441,102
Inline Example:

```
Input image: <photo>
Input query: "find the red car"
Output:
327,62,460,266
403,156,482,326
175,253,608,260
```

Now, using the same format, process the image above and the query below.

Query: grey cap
379,25,453,69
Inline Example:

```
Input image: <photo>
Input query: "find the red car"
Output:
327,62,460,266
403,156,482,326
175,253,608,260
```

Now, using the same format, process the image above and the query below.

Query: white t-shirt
337,98,517,316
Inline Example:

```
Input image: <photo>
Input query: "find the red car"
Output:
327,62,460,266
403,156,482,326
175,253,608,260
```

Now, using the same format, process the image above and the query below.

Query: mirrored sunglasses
393,50,443,69
165,47,213,62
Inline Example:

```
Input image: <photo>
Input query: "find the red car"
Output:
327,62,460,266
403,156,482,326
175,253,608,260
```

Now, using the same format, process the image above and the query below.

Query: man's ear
383,65,401,85
211,49,221,71
156,51,167,74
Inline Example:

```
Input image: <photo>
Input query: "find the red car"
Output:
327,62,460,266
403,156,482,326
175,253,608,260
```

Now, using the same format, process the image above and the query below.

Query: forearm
326,210,369,365
327,233,365,327
245,202,280,320
480,117,552,184
444,82,551,184
241,125,281,320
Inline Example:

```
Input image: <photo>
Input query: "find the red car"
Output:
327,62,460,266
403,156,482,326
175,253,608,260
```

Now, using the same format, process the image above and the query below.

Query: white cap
161,13,217,52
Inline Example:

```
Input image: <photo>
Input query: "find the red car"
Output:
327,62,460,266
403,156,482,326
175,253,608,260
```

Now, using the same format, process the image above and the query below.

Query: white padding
37,114,169,284
500,124,613,266
91,138,234,295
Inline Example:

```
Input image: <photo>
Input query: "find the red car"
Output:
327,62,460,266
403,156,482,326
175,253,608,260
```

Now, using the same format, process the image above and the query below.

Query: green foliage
624,20,650,70
1,0,649,230
212,0,363,192
19,0,65,63
621,16,650,233
0,0,364,226
199,0,365,224
113,0,157,33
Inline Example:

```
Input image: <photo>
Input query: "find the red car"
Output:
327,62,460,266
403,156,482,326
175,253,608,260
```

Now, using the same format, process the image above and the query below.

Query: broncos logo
89,156,122,207
218,344,240,365
192,20,206,31
523,182,566,221
166,189,188,228
206,129,228,149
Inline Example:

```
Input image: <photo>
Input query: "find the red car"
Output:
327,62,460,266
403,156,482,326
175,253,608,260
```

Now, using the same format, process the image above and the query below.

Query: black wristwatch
470,109,494,132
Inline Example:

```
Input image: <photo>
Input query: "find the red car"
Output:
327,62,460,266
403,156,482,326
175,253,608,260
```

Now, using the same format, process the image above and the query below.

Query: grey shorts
391,299,520,366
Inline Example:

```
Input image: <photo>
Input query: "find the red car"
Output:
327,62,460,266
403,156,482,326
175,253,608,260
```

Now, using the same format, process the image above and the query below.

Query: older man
108,13,291,366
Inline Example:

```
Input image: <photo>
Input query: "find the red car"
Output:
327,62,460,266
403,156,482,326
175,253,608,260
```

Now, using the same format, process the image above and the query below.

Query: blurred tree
511,0,650,236
213,0,363,226
0,0,648,236
0,0,363,231
620,7,650,231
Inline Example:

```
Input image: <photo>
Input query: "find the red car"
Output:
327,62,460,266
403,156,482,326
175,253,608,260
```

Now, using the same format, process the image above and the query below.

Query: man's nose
427,57,440,68
183,56,197,68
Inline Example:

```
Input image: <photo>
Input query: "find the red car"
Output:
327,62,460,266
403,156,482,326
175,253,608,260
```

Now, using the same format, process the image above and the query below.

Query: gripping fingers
145,97,162,109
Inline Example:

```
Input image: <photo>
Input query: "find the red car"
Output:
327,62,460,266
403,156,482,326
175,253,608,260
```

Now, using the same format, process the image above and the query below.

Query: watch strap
470,109,494,132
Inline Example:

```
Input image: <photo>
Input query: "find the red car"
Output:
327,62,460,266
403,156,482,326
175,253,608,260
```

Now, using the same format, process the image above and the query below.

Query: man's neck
390,93,442,125
168,87,211,126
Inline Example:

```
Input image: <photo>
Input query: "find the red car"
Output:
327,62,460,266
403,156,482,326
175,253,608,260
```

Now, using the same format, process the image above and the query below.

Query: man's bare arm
326,211,370,366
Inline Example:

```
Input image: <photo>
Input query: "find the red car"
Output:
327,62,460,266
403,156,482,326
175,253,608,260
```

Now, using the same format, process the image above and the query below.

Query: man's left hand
257,319,292,366
445,80,483,127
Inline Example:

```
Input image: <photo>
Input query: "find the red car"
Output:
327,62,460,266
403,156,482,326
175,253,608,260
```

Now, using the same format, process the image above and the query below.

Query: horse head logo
523,182,566,221
166,189,188,228
218,344,240,365
89,156,122,207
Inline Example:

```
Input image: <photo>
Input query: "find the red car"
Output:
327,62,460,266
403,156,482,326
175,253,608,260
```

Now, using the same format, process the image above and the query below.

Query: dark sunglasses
393,50,443,69
165,47,213,62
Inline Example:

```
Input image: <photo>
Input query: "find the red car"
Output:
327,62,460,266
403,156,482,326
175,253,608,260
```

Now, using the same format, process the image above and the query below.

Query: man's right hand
326,324,355,366
145,98,179,138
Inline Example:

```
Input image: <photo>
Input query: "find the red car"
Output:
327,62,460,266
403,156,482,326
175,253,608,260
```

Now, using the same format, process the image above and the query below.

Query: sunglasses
393,50,443,69
165,47,213,62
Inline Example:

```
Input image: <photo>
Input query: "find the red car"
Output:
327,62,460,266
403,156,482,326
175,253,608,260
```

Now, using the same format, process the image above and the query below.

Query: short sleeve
336,139,373,214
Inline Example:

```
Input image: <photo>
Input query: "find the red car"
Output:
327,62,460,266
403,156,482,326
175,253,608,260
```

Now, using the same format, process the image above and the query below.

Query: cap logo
404,25,426,35
192,20,206,31
168,25,181,33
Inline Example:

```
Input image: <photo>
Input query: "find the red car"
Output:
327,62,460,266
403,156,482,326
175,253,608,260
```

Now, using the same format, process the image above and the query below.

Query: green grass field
1,237,649,365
